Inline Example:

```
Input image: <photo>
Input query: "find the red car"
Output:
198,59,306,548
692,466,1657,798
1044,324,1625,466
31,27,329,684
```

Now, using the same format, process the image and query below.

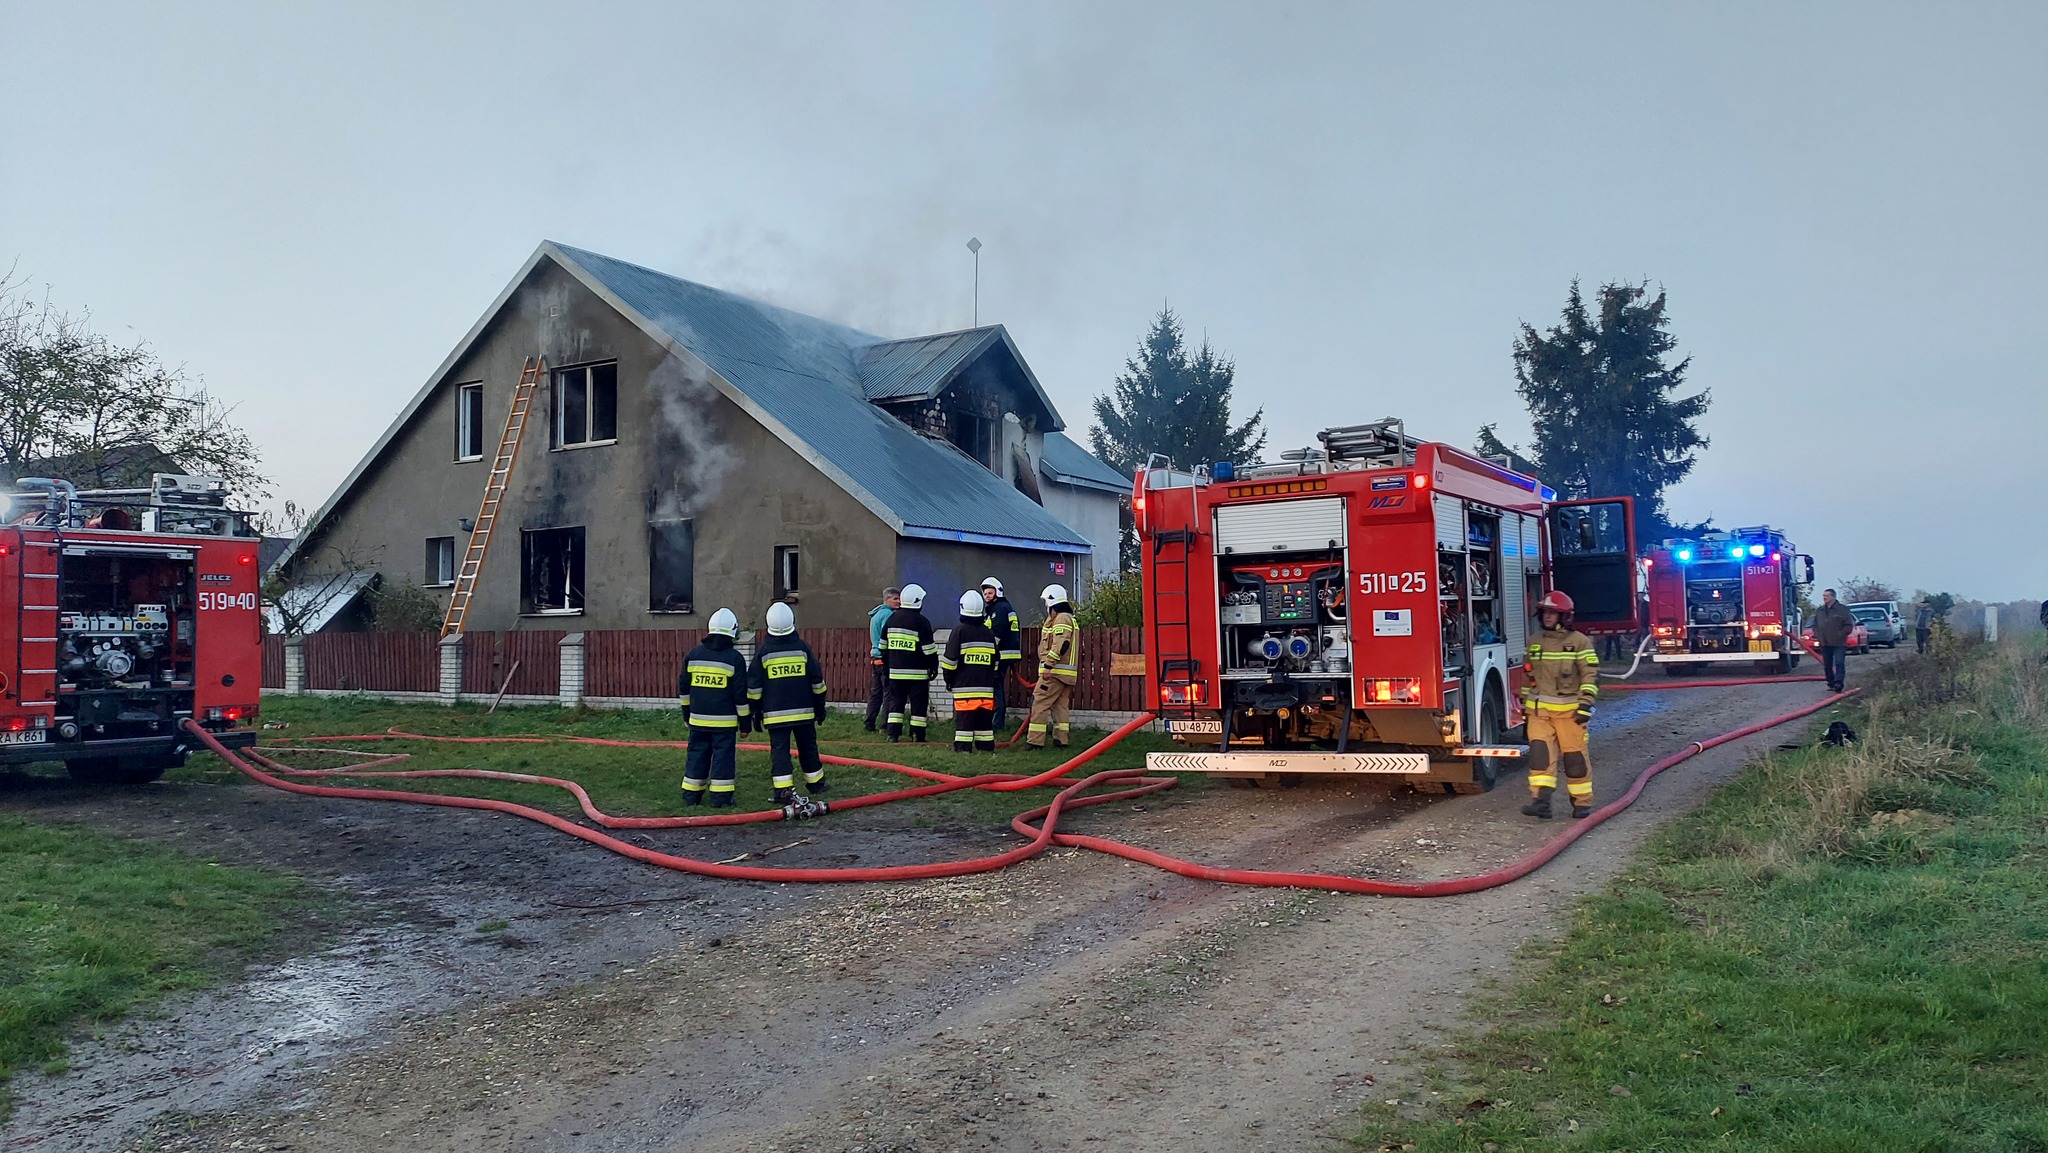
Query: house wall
1040,484,1123,586
291,257,899,630
895,538,1086,625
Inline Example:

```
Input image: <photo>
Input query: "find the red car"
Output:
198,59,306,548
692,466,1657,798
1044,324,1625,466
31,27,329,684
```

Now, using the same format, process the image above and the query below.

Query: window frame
648,518,696,614
773,544,800,603
519,526,588,616
425,536,456,587
455,382,485,462
552,361,620,450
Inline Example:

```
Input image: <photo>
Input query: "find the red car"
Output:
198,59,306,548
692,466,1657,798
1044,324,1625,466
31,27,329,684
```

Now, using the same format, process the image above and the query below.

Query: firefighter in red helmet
1520,589,1601,819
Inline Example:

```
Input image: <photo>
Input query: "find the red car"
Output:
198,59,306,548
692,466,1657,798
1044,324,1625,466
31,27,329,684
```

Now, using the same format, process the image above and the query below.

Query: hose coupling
781,796,829,821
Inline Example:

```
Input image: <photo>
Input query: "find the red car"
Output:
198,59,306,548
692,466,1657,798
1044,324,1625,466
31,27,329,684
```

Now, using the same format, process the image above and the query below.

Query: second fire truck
1644,527,1814,674
1137,419,1639,792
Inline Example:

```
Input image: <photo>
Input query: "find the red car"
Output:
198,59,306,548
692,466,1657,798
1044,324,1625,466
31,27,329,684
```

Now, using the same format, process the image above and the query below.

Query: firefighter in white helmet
882,583,938,742
942,590,1000,752
1025,584,1078,749
1520,590,1600,819
677,608,749,806
979,577,1022,735
747,601,830,803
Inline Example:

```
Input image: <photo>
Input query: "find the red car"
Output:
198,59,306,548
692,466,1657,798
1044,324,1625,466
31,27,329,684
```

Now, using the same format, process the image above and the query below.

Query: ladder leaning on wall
441,356,545,637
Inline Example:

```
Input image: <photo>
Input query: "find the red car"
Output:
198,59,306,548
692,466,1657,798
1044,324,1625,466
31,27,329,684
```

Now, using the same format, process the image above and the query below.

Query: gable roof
1040,432,1132,495
278,243,1089,574
854,327,1061,428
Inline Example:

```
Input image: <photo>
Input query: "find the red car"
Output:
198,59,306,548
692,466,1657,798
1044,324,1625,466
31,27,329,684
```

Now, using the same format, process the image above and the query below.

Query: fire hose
180,683,1858,896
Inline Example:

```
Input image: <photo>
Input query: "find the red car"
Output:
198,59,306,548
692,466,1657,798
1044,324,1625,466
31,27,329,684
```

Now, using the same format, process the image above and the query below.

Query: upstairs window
455,383,485,460
425,537,456,587
774,545,800,602
520,527,586,615
553,362,618,448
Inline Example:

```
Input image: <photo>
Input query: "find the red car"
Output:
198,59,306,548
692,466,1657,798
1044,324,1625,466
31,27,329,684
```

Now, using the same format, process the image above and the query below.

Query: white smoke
647,352,740,522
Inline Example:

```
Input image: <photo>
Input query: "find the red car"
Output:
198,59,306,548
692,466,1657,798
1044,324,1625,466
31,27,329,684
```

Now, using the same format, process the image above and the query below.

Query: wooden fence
270,626,1148,711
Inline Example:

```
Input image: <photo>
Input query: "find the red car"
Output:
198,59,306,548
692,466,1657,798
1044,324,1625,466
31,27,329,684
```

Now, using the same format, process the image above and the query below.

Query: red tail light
3,716,26,732
1160,682,1206,705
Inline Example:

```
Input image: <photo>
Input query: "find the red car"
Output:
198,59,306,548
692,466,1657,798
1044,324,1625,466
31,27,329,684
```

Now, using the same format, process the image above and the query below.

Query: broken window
425,537,456,587
455,383,485,460
947,411,995,468
774,545,799,602
553,362,618,448
649,518,694,613
520,527,586,614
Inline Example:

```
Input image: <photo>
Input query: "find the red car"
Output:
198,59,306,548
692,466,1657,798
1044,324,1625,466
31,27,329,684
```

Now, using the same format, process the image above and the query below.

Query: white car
1849,601,1905,649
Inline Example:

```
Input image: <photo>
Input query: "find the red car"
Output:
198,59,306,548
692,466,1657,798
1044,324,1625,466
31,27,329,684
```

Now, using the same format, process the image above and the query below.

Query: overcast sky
5,2,2043,599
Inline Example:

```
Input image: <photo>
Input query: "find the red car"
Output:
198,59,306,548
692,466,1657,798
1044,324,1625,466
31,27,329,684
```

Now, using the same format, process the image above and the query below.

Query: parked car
1849,600,1905,648
1804,617,1872,655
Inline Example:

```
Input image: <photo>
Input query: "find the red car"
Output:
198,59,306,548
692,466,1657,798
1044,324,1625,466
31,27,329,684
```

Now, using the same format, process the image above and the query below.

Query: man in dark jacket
943,591,1001,753
980,577,1021,735
1914,601,1935,654
749,602,830,803
882,584,938,742
1811,588,1857,693
678,608,750,806
863,586,900,731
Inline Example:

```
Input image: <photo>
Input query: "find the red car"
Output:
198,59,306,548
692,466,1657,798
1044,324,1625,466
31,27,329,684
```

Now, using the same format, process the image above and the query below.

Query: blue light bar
1749,544,1766,557
1676,548,1693,563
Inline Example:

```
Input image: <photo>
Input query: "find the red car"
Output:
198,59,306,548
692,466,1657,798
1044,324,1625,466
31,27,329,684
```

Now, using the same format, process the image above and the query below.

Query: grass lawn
177,697,1203,826
0,814,304,1113
1348,636,2048,1152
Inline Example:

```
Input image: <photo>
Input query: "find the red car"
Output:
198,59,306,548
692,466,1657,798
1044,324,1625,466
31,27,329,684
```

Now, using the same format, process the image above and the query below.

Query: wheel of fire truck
1445,684,1507,794
65,754,179,785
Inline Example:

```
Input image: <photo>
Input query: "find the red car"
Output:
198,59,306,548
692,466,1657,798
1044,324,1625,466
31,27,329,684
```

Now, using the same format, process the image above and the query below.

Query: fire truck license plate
1167,719,1224,735
0,730,47,745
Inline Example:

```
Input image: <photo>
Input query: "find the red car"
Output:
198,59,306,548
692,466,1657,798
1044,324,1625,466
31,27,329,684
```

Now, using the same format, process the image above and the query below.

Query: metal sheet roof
856,329,998,400
555,245,1090,551
1040,432,1132,494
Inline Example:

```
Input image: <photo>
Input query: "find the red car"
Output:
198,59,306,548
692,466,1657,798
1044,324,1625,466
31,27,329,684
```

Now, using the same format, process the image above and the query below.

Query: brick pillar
931,627,954,718
283,635,306,695
559,632,586,708
438,632,463,703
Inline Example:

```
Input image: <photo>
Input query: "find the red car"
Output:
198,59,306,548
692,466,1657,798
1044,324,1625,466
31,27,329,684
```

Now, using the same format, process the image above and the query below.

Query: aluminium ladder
441,356,544,637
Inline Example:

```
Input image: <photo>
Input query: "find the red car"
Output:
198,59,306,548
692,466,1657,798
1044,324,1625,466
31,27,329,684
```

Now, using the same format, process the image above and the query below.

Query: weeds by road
0,814,304,1117
1350,635,2048,1152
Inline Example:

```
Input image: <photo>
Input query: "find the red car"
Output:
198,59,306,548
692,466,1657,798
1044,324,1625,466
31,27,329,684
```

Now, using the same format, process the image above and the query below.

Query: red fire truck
1137,420,1638,792
1,474,261,783
1644,527,1814,674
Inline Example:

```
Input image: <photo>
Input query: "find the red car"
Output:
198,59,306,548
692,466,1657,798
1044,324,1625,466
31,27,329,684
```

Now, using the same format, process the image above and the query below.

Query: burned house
275,242,1128,632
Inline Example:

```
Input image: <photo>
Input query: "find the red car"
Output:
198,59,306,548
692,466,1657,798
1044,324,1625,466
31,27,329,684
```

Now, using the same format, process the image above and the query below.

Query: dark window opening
649,519,695,613
554,362,619,448
426,537,456,587
456,383,485,460
520,527,586,614
774,545,799,602
947,412,996,468
1550,503,1629,556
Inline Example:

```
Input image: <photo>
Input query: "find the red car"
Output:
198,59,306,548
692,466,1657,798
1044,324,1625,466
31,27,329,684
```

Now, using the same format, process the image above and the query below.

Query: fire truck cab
1645,526,1814,674
1138,419,1637,792
1,474,261,783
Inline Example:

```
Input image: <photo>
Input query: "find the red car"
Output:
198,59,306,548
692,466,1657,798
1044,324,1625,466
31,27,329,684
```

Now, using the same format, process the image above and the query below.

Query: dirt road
2,668,1880,1153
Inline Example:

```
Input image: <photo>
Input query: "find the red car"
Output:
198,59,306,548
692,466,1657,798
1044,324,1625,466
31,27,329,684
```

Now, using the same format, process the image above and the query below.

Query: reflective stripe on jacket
883,607,938,681
748,633,828,727
1523,626,1598,712
984,597,1023,662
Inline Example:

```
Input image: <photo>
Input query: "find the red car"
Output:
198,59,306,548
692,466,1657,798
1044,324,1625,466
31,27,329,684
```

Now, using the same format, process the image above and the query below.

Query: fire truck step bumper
1450,744,1530,759
1147,751,1432,775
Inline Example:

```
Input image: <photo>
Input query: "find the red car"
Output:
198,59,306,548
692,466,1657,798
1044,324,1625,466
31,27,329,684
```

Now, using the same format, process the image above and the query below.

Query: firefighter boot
1562,752,1594,819
773,787,796,805
1521,787,1554,819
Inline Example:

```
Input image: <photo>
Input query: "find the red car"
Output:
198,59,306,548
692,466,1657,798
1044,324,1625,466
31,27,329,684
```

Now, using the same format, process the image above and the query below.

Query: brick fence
264,627,1149,716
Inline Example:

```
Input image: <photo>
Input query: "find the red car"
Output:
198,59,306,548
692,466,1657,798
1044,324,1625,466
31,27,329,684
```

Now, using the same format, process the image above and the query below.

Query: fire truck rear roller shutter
1433,496,1465,549
1213,497,1346,554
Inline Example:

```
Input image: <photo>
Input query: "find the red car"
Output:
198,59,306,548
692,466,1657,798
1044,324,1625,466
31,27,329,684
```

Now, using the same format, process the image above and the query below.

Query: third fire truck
1644,527,1814,674
1137,419,1639,792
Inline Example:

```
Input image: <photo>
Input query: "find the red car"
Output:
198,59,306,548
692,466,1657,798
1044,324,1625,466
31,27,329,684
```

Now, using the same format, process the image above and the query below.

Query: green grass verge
174,696,1204,825
1349,636,2048,1153
0,815,304,1109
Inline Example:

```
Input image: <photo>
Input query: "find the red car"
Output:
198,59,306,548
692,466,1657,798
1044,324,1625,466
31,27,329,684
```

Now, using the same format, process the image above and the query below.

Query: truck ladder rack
441,356,544,637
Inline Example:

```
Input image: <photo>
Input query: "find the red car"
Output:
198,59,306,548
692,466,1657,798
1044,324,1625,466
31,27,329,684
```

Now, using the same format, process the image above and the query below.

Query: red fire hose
181,683,1857,896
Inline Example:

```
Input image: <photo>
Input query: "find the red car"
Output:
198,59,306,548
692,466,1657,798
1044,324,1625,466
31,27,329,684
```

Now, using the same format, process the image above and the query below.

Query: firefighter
882,583,938,742
943,590,1000,752
1025,584,1079,749
748,601,830,803
1519,590,1600,820
678,608,750,807
980,577,1022,734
